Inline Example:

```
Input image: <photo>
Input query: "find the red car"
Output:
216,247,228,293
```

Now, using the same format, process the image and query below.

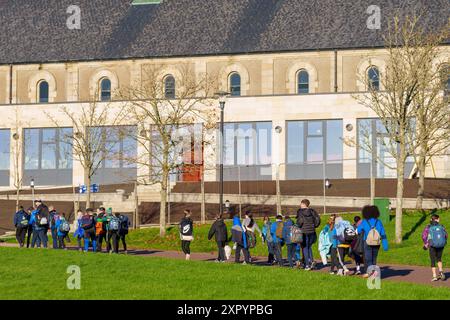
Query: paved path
1,242,448,288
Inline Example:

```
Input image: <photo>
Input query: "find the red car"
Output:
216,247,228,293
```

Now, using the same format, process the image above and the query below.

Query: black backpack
120,215,129,234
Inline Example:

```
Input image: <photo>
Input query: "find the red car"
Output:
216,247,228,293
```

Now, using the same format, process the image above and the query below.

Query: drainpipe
334,50,338,93
9,64,13,104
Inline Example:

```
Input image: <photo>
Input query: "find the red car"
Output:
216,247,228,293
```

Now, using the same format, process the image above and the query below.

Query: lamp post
274,126,283,215
216,91,230,217
30,178,35,207
324,178,331,214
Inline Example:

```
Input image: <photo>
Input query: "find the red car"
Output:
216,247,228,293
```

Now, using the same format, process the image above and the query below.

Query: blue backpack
429,224,447,249
109,216,120,231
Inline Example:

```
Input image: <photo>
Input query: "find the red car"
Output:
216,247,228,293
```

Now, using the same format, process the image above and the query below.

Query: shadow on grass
402,210,431,241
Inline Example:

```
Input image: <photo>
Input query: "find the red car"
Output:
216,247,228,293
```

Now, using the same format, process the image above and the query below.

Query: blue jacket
55,218,68,237
73,219,84,238
270,220,283,244
231,216,247,248
29,210,43,231
357,218,388,251
13,210,28,228
331,220,353,248
282,219,294,244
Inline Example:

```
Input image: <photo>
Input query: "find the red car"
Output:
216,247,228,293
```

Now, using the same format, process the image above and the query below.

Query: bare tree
352,14,449,244
46,99,123,208
119,64,218,237
9,107,27,211
407,26,450,209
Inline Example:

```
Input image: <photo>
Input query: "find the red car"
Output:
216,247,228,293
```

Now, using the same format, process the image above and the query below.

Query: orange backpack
95,220,104,236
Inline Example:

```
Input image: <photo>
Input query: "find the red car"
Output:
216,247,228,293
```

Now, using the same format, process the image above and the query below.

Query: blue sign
91,184,100,193
79,185,87,194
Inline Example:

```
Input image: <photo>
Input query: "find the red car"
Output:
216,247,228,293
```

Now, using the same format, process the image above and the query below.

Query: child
179,210,194,260
262,216,275,264
73,210,84,251
319,215,335,269
331,216,356,276
422,214,447,281
231,215,250,264
55,213,70,249
357,205,388,278
351,216,364,275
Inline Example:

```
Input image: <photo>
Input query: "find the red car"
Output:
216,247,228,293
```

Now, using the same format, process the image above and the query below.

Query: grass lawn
126,209,450,267
0,247,449,300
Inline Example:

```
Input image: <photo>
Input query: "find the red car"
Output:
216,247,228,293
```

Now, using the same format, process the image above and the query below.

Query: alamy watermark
366,265,381,290
66,265,81,290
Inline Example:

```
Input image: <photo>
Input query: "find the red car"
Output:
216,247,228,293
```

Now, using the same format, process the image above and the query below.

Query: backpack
290,225,303,243
39,216,48,226
366,220,381,246
109,216,120,231
246,230,256,248
59,219,70,233
343,226,357,243
81,215,94,230
264,222,273,242
17,212,29,228
428,224,447,249
120,215,130,234
276,221,284,239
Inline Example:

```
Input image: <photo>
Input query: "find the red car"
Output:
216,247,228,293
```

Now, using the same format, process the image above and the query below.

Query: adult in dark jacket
208,214,228,262
13,206,29,247
296,199,321,270
35,200,50,246
25,207,34,248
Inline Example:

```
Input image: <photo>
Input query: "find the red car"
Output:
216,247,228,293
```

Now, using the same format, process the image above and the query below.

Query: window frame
38,80,49,103
164,75,176,99
229,72,241,97
297,69,310,94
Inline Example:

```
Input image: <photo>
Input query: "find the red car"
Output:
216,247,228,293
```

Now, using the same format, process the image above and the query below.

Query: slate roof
0,0,448,65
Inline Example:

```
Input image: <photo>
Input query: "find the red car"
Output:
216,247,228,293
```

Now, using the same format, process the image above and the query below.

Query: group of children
13,199,130,254
182,199,448,281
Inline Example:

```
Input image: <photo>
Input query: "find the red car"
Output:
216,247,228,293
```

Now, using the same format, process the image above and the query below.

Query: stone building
0,0,449,196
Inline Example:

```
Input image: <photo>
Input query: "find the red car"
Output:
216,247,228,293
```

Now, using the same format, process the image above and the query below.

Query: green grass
0,247,449,300
126,209,450,267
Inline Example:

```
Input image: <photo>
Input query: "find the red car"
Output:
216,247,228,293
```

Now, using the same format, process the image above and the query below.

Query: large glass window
222,122,272,180
38,81,49,103
223,122,272,166
0,129,10,170
229,73,241,96
357,119,414,178
297,70,309,94
286,120,343,179
24,128,72,170
0,129,9,186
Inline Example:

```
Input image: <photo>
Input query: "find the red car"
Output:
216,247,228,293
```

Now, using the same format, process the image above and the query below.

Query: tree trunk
84,169,91,209
201,169,206,224
159,170,168,237
415,153,426,210
15,187,20,212
395,153,406,244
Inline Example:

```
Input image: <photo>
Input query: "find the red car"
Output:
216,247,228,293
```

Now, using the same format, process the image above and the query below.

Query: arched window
38,81,49,103
297,70,309,94
229,73,241,96
100,78,111,102
368,66,380,91
164,75,176,99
